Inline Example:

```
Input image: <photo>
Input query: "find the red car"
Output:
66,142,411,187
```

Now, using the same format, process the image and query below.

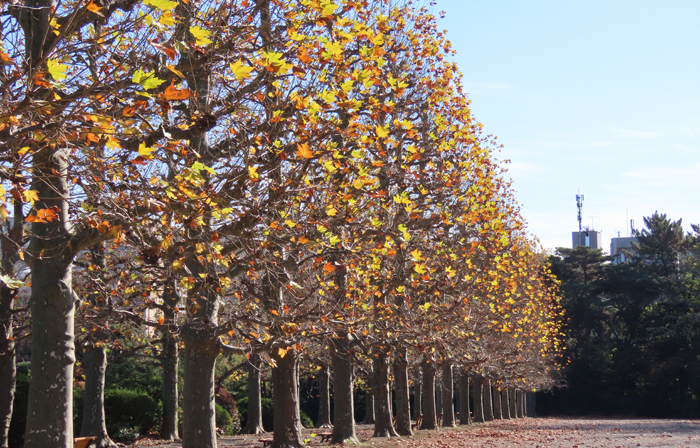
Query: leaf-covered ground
133,418,700,448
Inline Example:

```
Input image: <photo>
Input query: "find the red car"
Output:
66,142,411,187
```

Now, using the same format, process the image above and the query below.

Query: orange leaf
296,142,313,159
164,83,191,100
323,262,336,274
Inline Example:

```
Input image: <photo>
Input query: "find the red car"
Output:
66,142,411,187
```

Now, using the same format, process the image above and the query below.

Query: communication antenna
576,192,584,246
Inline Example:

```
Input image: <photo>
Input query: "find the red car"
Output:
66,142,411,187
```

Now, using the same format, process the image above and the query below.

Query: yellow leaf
277,347,288,358
285,219,297,228
230,59,254,80
410,249,422,261
47,59,68,81
138,142,156,157
375,125,388,138
0,205,7,221
189,26,212,46
159,11,177,26
321,1,339,17
144,0,178,10
172,259,183,270
248,166,259,180
296,143,313,159
23,190,39,205
326,206,337,217
414,263,427,274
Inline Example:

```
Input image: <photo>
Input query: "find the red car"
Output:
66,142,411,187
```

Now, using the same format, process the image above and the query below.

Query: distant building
572,230,603,250
610,236,638,264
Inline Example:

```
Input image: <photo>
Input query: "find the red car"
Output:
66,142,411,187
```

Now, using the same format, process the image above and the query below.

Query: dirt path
134,418,700,448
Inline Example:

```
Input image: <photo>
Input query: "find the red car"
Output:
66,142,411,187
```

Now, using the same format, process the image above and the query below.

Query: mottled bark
509,388,517,418
419,357,436,430
441,364,455,427
526,392,536,417
372,350,397,437
316,364,332,428
482,378,493,421
0,285,15,448
435,382,442,417
362,365,374,425
242,354,265,434
458,374,471,425
392,348,412,436
160,278,180,441
331,335,358,444
412,374,421,420
24,227,75,448
492,386,502,420
181,331,220,448
80,346,116,448
516,390,524,418
472,375,484,423
500,389,510,419
270,348,304,448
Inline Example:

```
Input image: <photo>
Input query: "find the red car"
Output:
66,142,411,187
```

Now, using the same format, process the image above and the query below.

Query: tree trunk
270,348,303,448
0,284,15,448
316,364,332,428
492,386,502,420
482,378,493,421
24,255,75,448
412,374,421,420
419,357,436,430
458,374,471,425
22,0,77,440
295,361,304,433
472,375,484,423
500,389,510,419
372,350,397,437
242,354,265,434
362,365,375,425
441,364,455,427
509,388,517,418
393,347,412,436
527,392,536,418
516,390,524,418
331,335,358,444
182,331,219,448
80,346,116,448
160,278,180,441
435,382,442,418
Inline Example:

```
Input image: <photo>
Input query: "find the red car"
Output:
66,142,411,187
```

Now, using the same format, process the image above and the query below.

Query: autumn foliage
0,0,564,447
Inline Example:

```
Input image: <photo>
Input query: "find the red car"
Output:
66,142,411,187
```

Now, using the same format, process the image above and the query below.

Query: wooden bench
259,437,274,448
317,432,333,443
74,437,96,448
411,414,423,430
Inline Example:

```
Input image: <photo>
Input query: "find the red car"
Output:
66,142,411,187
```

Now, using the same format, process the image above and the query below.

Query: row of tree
0,1,564,447
541,212,700,417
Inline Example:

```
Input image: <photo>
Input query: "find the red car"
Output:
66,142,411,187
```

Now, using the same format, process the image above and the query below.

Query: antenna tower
576,192,584,246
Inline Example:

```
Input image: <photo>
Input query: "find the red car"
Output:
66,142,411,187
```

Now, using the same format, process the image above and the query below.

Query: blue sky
435,0,700,251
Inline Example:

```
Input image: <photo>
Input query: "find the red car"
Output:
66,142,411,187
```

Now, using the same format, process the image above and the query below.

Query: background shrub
104,388,161,434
